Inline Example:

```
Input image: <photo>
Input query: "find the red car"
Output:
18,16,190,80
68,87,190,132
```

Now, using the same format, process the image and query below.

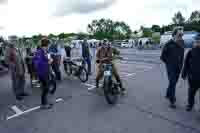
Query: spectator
5,43,28,101
64,43,71,58
160,27,185,108
182,33,200,111
48,40,61,81
33,38,53,109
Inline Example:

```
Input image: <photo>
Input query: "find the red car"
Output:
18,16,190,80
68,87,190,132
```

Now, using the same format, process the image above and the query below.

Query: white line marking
11,106,23,114
121,72,130,75
126,73,136,77
56,98,64,102
88,86,96,91
84,83,95,88
7,98,64,120
83,83,103,91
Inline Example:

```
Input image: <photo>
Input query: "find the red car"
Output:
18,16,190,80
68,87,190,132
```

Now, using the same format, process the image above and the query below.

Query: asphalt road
0,48,200,133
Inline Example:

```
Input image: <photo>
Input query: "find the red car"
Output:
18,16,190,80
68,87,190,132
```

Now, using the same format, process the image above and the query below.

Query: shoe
16,96,23,101
40,104,53,110
169,103,176,109
186,105,193,112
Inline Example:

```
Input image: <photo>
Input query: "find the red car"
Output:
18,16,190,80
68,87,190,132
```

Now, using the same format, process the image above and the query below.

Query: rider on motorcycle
96,39,126,94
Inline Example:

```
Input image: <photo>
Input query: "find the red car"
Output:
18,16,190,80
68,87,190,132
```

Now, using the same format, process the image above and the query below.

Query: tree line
5,10,200,45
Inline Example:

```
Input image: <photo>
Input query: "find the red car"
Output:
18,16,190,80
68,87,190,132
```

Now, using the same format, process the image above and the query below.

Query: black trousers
166,65,181,103
52,63,61,80
188,78,200,107
40,78,49,105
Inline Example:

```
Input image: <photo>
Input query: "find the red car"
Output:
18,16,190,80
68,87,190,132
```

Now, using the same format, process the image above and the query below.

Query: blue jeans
166,64,181,103
84,57,91,74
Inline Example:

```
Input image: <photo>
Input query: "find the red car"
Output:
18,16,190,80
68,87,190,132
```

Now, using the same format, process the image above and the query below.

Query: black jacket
182,47,200,81
82,43,90,58
160,39,184,70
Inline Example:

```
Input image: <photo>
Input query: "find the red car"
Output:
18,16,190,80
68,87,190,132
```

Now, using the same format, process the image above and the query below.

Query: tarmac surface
0,48,200,133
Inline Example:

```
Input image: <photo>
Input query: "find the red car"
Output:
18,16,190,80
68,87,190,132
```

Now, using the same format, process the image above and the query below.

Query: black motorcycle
98,57,122,105
63,57,88,83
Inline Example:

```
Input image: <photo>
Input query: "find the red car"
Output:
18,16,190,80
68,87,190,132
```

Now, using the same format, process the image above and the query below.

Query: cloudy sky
0,0,199,37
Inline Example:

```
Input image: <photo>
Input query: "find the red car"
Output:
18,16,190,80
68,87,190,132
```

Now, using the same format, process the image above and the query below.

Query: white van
160,32,172,47
121,42,133,48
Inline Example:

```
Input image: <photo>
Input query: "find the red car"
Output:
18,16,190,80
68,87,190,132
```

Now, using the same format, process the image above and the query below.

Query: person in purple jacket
33,38,53,109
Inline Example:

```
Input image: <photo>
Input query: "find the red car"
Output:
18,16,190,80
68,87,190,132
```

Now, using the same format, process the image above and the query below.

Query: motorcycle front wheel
78,67,88,83
103,78,119,105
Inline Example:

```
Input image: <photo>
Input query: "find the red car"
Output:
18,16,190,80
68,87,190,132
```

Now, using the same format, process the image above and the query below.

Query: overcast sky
0,0,199,37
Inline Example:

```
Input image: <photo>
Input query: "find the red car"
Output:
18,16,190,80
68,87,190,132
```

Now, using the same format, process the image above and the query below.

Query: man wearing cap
160,27,185,108
182,33,200,111
96,39,126,94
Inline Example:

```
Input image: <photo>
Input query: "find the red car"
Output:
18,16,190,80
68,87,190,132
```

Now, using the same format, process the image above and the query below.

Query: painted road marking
11,106,23,114
126,73,136,77
84,83,103,91
7,98,64,120
84,83,96,91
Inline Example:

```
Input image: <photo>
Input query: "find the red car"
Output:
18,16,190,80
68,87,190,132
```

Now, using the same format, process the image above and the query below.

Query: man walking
160,27,185,108
81,39,92,75
5,42,28,101
182,33,200,111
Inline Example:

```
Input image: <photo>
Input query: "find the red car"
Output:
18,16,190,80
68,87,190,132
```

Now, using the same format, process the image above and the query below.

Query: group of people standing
4,38,94,109
161,27,200,111
5,28,200,112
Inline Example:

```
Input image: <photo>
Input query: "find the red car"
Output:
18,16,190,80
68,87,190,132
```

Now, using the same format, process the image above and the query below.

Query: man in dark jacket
64,44,71,58
81,39,92,75
160,27,185,108
182,33,200,111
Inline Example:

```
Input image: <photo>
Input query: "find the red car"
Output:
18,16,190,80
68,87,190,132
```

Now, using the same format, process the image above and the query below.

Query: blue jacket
33,48,49,80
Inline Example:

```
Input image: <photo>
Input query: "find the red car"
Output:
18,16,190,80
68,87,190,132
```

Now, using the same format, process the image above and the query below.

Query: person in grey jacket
160,27,185,108
5,42,28,101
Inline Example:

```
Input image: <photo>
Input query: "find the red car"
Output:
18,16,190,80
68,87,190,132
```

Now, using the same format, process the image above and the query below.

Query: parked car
121,42,133,48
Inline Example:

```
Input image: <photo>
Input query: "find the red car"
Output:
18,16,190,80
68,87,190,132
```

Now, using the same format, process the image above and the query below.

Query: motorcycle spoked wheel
103,78,119,105
77,66,88,83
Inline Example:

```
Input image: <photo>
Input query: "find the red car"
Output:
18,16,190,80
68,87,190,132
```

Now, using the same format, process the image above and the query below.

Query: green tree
58,33,65,39
87,18,132,40
189,10,200,23
151,25,161,32
48,33,57,39
142,27,152,37
172,11,185,25
133,31,138,34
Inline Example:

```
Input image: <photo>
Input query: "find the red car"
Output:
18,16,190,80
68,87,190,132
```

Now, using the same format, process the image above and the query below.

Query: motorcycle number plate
104,71,111,76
